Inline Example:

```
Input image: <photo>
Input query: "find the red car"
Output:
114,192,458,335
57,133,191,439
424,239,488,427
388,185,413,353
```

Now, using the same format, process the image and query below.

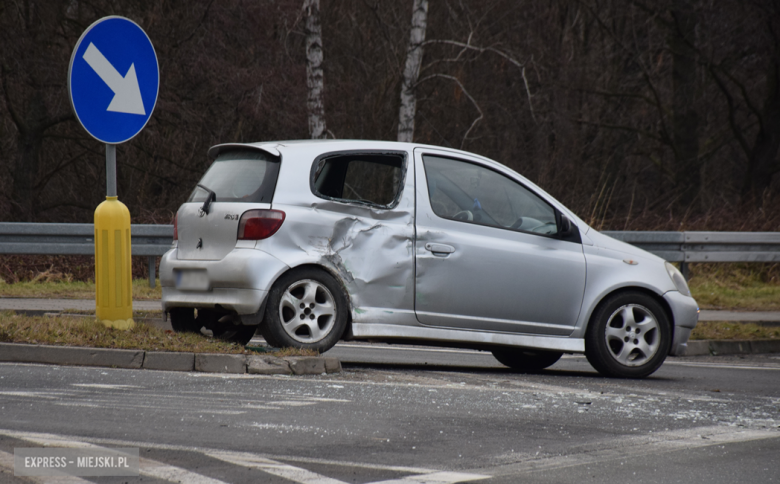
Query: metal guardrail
603,231,780,278
0,223,173,287
0,224,777,285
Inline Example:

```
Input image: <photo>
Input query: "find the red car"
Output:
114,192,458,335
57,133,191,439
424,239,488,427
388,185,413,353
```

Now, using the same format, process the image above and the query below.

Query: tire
169,308,202,333
260,268,348,352
492,348,563,371
585,291,671,378
211,324,257,346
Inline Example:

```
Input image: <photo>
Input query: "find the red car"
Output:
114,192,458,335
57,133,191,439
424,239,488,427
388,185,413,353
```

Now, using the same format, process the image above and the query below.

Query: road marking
207,451,489,484
369,471,489,483
0,430,486,483
0,430,229,484
0,449,93,483
470,425,780,477
666,362,780,371
71,383,141,389
140,456,227,484
207,451,346,484
0,391,68,399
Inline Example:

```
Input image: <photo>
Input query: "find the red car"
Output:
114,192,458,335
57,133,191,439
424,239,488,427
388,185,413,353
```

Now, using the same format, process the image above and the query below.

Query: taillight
238,209,285,240
173,212,178,241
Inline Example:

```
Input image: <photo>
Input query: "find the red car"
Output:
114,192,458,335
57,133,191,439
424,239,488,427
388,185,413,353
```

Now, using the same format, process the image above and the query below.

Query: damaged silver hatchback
160,140,698,378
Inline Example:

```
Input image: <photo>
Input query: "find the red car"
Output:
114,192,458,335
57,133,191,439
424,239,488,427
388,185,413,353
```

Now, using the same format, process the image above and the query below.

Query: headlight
665,262,691,297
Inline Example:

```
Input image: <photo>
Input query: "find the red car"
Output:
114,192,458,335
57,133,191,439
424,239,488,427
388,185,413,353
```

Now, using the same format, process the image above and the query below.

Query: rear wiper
197,184,217,214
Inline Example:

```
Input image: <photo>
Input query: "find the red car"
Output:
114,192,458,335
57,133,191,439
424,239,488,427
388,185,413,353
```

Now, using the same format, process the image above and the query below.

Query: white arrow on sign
82,42,146,115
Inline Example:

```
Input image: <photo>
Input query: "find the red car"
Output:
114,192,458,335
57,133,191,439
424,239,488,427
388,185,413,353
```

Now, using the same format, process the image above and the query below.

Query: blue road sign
68,17,158,144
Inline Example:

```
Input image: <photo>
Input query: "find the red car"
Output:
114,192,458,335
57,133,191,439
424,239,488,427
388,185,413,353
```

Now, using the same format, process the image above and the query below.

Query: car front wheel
260,268,348,352
585,291,671,378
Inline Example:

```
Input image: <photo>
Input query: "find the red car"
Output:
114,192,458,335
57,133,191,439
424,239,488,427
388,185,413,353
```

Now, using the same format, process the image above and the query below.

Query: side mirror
558,213,572,237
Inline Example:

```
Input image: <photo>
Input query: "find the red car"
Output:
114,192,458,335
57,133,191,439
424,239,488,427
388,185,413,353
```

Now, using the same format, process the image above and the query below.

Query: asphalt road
1,344,779,483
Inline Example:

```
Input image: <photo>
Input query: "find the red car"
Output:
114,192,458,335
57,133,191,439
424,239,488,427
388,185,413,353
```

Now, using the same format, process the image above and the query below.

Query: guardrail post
148,256,156,288
681,261,689,281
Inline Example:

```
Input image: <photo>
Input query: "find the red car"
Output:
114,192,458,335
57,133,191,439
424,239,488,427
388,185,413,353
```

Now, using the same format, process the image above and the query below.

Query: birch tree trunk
303,0,327,139
397,0,429,143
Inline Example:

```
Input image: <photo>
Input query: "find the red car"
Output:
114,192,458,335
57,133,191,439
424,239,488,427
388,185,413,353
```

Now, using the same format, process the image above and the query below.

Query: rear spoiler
207,143,281,159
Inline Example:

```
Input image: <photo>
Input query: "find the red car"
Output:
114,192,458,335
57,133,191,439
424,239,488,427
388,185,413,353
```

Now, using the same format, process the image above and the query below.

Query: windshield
188,149,280,203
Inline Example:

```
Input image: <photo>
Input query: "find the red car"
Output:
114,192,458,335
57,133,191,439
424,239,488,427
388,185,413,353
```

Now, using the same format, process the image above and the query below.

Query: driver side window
422,155,558,235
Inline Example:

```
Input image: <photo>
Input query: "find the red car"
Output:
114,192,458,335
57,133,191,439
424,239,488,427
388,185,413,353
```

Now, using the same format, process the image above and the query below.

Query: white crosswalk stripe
0,430,490,484
0,448,94,483
0,430,229,484
207,451,347,484
368,471,490,484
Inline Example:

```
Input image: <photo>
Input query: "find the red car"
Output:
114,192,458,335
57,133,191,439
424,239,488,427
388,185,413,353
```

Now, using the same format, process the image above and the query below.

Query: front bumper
663,290,699,356
160,246,289,315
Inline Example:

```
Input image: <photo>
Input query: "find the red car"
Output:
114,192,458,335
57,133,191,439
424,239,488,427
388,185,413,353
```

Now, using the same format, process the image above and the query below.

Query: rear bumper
664,290,699,356
162,287,268,315
160,246,289,315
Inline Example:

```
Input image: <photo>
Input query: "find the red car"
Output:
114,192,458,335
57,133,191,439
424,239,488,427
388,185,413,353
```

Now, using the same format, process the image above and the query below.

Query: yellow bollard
94,196,135,329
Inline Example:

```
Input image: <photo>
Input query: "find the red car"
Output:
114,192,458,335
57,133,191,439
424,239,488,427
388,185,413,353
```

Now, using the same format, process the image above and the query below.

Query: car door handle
425,243,455,256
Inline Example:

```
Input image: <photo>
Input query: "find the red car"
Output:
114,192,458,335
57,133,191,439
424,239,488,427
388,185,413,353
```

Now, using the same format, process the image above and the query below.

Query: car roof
207,139,591,234
207,139,494,164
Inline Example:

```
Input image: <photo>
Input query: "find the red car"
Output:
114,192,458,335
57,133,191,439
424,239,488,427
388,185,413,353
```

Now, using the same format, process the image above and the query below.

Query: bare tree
303,0,327,139
397,0,428,142
669,0,700,205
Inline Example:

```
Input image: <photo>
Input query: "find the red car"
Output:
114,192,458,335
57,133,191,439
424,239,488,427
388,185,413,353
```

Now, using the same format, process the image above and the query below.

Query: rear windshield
187,149,280,203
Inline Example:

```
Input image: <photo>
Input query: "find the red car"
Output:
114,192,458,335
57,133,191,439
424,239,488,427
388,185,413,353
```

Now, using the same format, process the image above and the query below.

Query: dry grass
691,321,780,341
0,279,162,300
687,263,780,310
0,311,317,357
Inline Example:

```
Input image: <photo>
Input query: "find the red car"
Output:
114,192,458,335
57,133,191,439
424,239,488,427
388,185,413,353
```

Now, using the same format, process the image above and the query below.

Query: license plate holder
175,269,210,291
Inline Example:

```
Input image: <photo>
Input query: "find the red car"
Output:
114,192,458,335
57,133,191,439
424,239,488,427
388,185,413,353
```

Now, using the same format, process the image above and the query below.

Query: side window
312,153,405,207
423,155,558,235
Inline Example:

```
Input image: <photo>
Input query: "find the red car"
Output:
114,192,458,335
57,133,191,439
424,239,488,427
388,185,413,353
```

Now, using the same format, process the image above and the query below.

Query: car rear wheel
585,291,671,378
491,348,563,371
169,308,202,333
170,308,256,345
211,324,257,346
260,268,348,352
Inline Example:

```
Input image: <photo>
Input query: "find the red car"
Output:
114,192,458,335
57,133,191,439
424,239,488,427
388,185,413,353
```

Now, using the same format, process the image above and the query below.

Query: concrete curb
684,339,780,356
0,343,143,368
0,342,340,375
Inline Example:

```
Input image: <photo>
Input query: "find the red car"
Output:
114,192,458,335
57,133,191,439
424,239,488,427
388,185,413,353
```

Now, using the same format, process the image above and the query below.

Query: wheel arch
584,286,675,344
266,262,354,340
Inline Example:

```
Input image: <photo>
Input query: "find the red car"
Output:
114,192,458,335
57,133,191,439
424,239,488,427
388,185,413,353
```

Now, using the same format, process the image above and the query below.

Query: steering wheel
453,210,473,221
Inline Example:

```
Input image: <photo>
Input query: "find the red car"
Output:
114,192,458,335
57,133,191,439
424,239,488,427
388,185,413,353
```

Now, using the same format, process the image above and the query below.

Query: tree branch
417,73,483,149
709,66,752,158
422,38,536,123
1,63,27,134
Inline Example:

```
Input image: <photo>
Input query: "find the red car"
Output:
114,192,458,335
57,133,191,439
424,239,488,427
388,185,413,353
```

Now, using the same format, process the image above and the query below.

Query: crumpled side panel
259,199,416,325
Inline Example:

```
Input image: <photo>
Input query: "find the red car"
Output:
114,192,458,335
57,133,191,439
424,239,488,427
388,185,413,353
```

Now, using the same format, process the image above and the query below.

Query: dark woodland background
2,0,780,233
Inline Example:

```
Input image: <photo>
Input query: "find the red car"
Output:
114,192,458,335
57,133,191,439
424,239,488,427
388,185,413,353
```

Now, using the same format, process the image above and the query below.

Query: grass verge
0,311,317,357
690,321,780,340
688,263,780,310
0,279,162,300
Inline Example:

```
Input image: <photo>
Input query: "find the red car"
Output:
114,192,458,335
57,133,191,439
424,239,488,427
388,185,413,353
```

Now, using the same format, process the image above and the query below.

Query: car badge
198,208,207,217
196,238,203,250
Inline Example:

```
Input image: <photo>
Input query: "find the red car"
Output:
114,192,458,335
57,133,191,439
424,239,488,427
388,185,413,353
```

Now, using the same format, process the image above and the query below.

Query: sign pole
106,144,117,197
68,16,159,330
94,143,133,329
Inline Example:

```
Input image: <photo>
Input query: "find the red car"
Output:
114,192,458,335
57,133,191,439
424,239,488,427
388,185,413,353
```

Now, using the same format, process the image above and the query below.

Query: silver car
160,140,698,378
